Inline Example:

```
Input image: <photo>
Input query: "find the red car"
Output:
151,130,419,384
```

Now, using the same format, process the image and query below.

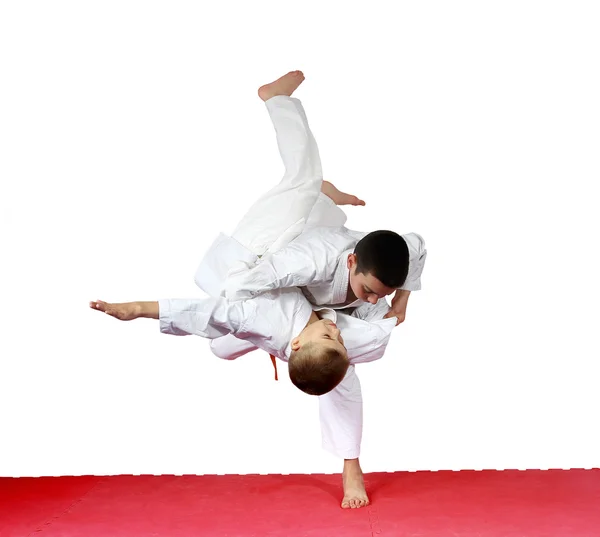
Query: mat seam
27,478,108,536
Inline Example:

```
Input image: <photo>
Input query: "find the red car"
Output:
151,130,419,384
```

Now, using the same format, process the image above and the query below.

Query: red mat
1,470,599,536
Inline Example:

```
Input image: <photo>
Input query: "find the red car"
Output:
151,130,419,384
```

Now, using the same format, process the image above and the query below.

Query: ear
291,337,301,351
347,253,357,270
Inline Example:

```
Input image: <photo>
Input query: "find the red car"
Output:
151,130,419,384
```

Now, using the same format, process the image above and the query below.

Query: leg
304,179,365,231
231,71,323,256
305,192,348,229
209,334,259,360
342,458,368,509
318,365,370,509
195,71,327,295
320,180,365,207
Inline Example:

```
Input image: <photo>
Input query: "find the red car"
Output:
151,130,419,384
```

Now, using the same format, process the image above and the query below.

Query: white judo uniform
159,95,396,460
224,224,427,309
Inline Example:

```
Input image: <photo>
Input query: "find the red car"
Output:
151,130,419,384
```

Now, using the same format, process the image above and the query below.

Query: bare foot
258,70,305,102
321,180,366,206
341,459,370,509
89,300,141,321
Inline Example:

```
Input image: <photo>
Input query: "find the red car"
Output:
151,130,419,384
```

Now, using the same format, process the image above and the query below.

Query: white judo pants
210,95,363,460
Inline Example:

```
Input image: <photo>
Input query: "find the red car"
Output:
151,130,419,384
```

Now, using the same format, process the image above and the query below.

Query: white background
1,1,599,478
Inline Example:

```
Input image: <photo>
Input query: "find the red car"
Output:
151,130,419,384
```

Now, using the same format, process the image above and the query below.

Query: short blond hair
288,342,349,395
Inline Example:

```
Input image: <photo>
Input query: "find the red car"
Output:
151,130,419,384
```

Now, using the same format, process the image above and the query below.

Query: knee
209,339,237,361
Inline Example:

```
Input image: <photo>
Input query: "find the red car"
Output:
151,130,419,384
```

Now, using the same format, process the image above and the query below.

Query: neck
346,283,357,303
305,311,320,327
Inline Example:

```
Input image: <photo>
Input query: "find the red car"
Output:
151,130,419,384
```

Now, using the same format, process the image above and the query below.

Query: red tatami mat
0,476,102,537
1,470,599,536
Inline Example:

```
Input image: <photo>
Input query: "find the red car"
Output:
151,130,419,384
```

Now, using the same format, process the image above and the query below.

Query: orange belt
269,354,278,381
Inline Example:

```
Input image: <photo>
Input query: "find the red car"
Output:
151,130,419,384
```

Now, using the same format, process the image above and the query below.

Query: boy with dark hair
222,184,426,323
353,230,411,289
224,222,426,324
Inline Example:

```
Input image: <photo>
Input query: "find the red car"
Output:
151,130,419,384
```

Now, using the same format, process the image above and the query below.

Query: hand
89,300,142,321
385,289,410,326
384,309,406,326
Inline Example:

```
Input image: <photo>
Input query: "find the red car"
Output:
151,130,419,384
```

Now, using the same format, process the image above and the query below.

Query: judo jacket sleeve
401,232,428,292
223,234,337,301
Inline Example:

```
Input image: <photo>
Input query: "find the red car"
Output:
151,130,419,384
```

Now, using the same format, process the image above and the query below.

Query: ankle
343,458,361,472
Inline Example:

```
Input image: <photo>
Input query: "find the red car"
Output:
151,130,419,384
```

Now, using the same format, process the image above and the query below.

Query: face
291,319,346,354
347,254,397,304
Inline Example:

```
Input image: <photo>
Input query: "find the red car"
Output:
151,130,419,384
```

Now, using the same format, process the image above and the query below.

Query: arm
224,233,333,301
337,310,396,365
384,289,411,325
399,232,427,292
381,232,426,325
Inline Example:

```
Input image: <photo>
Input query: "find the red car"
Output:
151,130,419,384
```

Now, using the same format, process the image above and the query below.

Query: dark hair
354,230,409,288
288,342,349,396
